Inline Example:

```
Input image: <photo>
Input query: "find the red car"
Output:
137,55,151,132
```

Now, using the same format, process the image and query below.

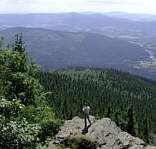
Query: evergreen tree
127,106,135,136
106,106,111,118
0,35,45,105
0,36,62,147
143,118,149,143
115,112,119,126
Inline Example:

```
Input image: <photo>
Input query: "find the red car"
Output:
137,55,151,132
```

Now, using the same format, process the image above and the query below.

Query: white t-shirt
83,106,90,114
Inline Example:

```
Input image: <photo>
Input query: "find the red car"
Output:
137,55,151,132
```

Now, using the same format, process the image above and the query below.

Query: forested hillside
38,66,156,143
1,27,153,79
0,27,147,68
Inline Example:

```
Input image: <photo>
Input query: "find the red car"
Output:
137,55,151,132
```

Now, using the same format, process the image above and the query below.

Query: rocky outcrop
146,146,156,149
49,116,156,149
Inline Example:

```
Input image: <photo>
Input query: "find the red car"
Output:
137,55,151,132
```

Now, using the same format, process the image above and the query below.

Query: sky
0,0,156,14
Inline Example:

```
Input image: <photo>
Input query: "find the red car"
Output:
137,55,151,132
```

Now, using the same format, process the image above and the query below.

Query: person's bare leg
84,114,87,128
87,114,91,125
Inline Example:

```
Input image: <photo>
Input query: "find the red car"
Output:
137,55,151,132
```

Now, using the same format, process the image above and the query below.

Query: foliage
0,36,62,148
22,102,63,143
0,35,45,105
0,119,40,149
57,137,97,149
0,97,41,149
0,98,24,119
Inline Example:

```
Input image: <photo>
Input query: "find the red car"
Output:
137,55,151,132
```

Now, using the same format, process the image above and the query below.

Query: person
83,104,91,129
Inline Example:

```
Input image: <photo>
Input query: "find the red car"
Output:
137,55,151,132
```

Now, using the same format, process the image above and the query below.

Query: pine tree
127,105,135,136
106,106,111,118
0,35,45,105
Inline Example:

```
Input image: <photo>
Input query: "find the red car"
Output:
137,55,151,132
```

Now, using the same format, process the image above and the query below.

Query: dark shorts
84,113,89,118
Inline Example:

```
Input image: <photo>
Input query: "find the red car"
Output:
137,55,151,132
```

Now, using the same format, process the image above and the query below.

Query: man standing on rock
83,104,91,129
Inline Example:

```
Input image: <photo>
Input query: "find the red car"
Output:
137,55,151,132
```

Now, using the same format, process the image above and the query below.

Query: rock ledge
49,116,156,149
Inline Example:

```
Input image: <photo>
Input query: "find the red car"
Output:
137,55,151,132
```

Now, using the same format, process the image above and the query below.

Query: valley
0,13,156,80
0,26,156,80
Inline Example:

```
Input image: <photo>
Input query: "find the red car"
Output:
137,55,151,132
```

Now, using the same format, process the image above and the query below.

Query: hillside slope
0,27,148,70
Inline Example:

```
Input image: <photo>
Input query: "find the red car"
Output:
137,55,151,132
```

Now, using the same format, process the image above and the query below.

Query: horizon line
0,11,156,15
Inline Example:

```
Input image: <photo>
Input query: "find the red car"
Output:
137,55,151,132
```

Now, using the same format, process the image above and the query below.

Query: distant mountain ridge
0,13,156,51
0,13,156,34
0,27,148,70
104,12,156,22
